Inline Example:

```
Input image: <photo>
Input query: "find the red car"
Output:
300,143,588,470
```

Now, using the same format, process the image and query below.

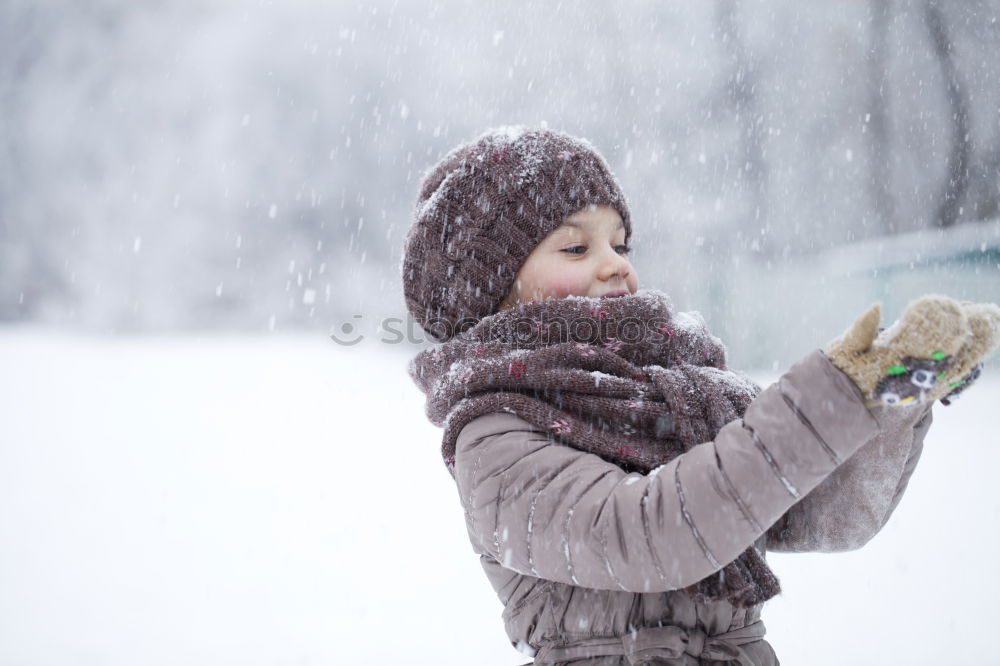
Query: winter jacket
453,349,934,665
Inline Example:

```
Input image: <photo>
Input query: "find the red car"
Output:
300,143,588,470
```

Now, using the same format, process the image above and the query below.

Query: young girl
402,127,999,665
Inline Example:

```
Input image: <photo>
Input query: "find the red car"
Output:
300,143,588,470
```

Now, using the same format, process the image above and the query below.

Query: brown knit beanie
401,126,632,342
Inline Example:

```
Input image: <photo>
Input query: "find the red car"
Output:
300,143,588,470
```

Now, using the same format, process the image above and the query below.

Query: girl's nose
598,248,631,281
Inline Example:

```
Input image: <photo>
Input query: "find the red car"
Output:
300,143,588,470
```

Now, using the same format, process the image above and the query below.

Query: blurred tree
0,4,67,322
714,0,769,254
866,0,896,234
923,0,971,229
963,0,1000,222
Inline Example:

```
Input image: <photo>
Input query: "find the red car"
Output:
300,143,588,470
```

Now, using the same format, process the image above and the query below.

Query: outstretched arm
766,403,932,552
769,294,997,551
453,349,880,593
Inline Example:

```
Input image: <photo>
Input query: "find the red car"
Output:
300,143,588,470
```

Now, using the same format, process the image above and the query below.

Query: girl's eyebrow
561,220,625,231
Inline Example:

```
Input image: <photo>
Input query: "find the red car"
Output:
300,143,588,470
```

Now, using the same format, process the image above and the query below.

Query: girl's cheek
540,274,590,299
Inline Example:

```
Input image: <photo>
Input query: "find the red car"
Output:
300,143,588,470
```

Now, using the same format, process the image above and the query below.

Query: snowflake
510,360,527,378
550,418,572,435
590,306,609,319
602,337,624,352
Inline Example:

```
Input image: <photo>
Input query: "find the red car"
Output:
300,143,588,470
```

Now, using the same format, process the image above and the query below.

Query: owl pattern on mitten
871,354,951,406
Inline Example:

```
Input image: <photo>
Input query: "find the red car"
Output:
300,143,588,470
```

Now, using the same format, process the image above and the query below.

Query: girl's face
497,204,638,311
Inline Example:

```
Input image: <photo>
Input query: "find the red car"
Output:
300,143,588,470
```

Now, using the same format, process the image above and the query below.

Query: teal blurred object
690,220,1000,372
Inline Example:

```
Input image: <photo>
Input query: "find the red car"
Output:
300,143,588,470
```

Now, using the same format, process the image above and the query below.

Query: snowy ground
0,329,997,665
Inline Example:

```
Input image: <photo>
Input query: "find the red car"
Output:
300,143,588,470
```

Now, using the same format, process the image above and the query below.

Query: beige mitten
824,295,1000,408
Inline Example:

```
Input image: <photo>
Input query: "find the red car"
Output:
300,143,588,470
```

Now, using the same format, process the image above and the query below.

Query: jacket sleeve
765,402,933,553
453,349,880,594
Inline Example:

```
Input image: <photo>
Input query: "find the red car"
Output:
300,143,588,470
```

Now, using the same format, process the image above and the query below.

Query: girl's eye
562,244,632,256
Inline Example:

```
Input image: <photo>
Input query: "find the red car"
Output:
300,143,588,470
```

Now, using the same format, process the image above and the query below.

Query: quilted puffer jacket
453,350,934,665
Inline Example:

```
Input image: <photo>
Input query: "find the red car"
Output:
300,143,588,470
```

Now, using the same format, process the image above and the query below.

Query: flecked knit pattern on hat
401,126,631,342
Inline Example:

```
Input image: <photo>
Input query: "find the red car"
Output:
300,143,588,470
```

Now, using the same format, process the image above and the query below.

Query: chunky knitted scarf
408,288,781,608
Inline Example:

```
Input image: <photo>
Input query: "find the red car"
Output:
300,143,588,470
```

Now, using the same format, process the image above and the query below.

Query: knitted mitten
938,300,1000,405
824,295,1000,408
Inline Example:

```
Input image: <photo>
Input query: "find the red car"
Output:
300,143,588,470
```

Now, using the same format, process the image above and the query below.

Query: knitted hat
401,126,632,342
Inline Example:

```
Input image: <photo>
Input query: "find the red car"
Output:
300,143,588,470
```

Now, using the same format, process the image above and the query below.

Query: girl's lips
600,290,630,298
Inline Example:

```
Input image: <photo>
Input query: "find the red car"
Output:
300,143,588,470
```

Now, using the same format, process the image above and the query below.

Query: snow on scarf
408,287,781,608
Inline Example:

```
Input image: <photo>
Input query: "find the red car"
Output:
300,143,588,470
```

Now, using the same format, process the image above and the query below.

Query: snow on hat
401,126,632,342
